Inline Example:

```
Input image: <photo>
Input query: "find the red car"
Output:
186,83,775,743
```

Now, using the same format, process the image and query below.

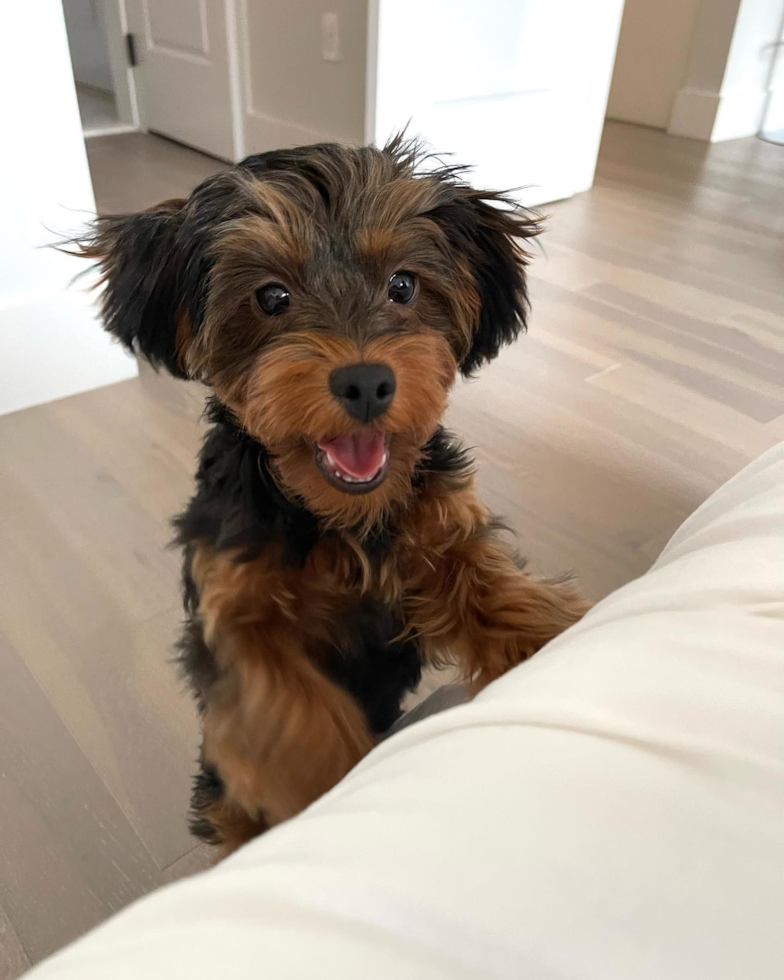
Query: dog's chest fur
174,403,467,734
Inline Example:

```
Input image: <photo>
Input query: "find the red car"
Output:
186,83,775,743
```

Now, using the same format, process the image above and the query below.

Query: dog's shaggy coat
73,137,588,854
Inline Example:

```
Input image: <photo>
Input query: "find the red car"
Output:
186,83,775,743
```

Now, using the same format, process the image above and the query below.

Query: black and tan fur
71,137,588,856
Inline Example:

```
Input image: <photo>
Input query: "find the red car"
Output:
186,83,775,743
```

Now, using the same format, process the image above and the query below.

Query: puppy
74,136,588,855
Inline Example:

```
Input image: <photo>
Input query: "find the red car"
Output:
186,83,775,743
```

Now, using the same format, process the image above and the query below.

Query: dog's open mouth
315,430,390,494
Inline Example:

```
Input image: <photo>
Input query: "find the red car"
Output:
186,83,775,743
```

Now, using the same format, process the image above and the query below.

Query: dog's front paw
470,575,591,691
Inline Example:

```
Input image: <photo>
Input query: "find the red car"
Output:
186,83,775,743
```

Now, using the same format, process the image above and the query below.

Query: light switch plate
322,12,341,62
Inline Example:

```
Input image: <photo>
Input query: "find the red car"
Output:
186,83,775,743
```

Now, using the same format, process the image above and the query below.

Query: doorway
63,0,138,137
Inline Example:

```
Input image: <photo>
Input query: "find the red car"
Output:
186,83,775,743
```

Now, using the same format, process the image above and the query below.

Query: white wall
606,0,702,129
238,0,368,152
761,13,784,132
715,0,784,137
63,0,113,91
669,0,784,139
0,3,137,417
373,0,624,207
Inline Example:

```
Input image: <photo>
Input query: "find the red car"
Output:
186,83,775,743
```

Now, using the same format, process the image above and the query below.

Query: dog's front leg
202,622,373,826
397,487,590,690
193,549,373,846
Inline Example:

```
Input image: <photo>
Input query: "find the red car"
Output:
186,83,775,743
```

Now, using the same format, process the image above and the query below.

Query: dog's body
75,138,588,854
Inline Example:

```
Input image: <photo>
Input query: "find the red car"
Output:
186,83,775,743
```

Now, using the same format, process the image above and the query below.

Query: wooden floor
1,121,782,974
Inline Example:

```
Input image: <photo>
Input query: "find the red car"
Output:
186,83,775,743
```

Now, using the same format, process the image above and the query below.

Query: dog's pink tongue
319,431,386,479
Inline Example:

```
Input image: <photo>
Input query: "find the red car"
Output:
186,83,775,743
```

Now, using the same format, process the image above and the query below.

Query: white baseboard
243,108,362,156
83,123,139,139
0,290,138,417
668,86,768,141
668,88,720,140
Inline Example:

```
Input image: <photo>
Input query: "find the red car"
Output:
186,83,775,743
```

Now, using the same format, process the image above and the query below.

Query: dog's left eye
255,283,290,316
388,272,417,305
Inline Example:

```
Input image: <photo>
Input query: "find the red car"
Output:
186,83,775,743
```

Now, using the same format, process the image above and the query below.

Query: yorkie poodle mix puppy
74,136,588,855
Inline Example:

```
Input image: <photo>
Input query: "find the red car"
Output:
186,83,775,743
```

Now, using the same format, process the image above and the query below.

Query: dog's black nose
329,363,396,422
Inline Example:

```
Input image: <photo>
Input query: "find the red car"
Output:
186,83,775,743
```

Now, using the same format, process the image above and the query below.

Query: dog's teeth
322,446,389,486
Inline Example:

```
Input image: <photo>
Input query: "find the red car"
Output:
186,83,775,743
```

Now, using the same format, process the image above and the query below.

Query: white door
127,0,241,161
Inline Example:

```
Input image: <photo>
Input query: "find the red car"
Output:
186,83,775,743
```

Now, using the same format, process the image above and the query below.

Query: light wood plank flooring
0,122,782,974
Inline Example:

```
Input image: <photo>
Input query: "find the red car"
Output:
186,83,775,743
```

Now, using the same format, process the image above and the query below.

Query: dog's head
75,137,539,529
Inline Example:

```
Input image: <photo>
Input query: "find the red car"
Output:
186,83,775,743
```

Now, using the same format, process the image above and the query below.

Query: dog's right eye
255,283,290,316
388,271,417,305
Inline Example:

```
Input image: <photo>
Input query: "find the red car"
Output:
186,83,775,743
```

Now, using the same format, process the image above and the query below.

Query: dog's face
78,138,538,528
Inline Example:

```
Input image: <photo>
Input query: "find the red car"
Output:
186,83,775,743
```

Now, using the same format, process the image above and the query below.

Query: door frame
103,0,141,131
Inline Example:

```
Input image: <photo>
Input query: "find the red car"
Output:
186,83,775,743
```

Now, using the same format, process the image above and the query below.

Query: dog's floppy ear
70,199,192,378
430,189,541,375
